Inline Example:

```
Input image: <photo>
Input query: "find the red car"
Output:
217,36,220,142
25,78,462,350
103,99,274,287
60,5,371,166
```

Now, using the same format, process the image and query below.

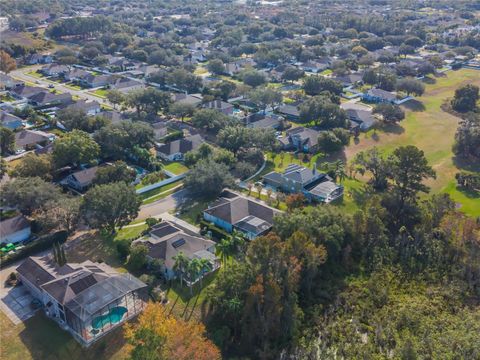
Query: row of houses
11,217,222,345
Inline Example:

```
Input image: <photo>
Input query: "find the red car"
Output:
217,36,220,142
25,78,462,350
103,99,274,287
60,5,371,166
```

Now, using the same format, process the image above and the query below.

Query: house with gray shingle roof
16,255,147,346
203,189,281,240
133,221,219,282
262,163,343,203
156,134,204,161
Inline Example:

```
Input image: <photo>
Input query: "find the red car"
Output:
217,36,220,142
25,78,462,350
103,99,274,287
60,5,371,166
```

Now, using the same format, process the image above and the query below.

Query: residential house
79,74,113,88
283,126,321,153
0,73,23,90
244,112,283,129
63,100,102,116
276,104,300,121
171,93,203,107
156,134,204,161
40,64,70,77
11,85,45,100
333,72,364,87
0,215,31,244
62,166,98,192
14,129,54,152
26,54,53,65
64,68,90,82
29,91,73,108
299,59,331,73
110,78,144,94
203,99,235,115
0,110,24,130
263,164,343,203
151,121,169,140
133,221,219,281
104,56,139,72
340,102,377,131
101,110,123,124
203,189,281,240
16,256,147,346
362,88,397,104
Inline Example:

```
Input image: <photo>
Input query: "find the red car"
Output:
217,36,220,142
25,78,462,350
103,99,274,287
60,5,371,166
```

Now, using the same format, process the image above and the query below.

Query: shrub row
0,231,68,268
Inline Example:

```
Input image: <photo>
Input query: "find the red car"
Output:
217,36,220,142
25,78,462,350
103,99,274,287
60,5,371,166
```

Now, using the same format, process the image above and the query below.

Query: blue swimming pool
91,306,127,330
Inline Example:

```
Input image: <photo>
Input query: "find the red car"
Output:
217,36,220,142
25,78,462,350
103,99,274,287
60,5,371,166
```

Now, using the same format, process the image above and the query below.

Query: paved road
138,189,190,219
9,66,113,106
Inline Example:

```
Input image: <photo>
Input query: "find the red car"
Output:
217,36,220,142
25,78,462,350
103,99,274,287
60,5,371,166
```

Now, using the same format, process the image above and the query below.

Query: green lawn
64,83,83,91
0,303,129,360
138,180,184,204
115,224,148,241
163,162,189,175
164,267,221,321
177,199,210,225
91,88,109,98
344,69,480,216
26,71,44,79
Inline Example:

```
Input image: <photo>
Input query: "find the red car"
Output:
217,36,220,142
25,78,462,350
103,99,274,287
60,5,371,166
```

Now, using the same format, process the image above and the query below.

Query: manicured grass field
25,71,44,79
163,162,189,175
344,69,480,216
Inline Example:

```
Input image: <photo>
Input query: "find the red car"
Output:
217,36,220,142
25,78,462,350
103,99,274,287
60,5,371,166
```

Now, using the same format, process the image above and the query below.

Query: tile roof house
14,129,55,151
16,255,147,346
0,215,31,244
203,189,281,240
133,221,219,282
263,164,343,203
0,110,24,130
203,99,235,115
62,166,98,192
156,134,204,161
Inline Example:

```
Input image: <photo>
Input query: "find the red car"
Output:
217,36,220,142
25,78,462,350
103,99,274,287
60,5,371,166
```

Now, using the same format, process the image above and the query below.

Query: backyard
343,68,480,216
0,311,129,360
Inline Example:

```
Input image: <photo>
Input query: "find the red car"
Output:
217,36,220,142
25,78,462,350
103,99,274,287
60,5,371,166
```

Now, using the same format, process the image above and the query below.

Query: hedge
0,231,68,268
199,220,230,242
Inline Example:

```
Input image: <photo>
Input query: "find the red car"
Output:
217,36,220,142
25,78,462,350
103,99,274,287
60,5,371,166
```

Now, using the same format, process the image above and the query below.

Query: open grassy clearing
343,69,480,216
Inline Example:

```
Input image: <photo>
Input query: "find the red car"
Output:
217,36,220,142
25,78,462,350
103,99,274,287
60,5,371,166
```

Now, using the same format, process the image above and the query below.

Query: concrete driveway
0,260,41,325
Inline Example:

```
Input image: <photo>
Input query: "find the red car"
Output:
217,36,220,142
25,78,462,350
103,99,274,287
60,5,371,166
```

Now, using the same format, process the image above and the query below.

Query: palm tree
247,182,253,195
187,258,202,295
173,252,189,287
198,258,212,288
266,188,273,204
333,160,347,183
216,238,232,267
230,230,246,257
255,183,263,198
